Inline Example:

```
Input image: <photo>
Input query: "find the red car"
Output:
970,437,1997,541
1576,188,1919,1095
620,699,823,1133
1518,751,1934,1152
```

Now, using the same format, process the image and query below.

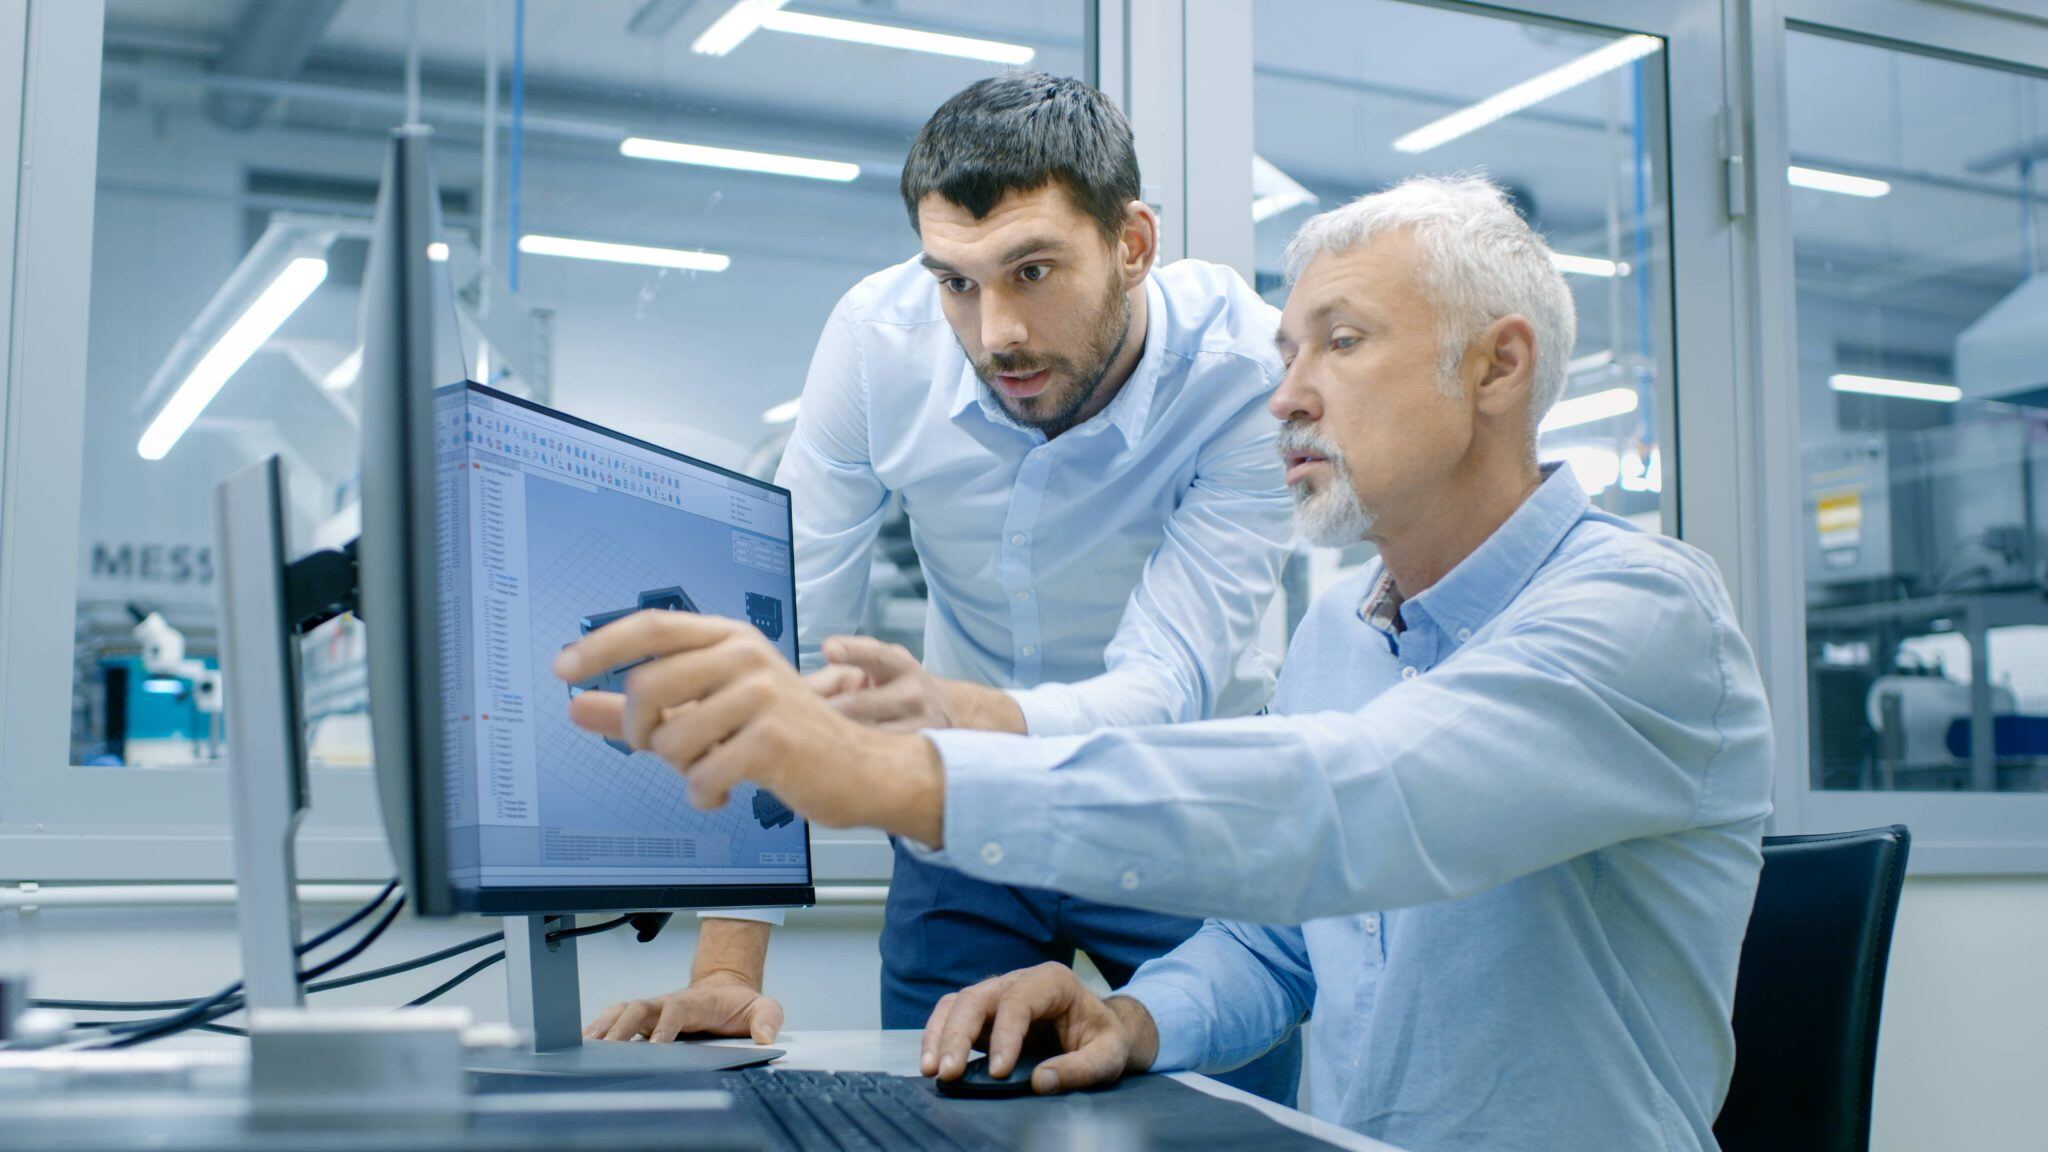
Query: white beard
1292,475,1374,547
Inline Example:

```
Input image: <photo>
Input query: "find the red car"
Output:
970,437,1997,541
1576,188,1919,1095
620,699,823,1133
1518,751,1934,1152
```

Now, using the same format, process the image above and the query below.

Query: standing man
585,72,1299,1097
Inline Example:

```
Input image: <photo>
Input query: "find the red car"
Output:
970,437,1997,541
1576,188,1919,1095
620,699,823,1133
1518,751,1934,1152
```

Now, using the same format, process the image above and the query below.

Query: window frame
1742,0,2048,872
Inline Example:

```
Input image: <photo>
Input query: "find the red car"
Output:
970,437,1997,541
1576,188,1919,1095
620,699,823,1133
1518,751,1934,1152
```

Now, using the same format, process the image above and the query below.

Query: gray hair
1281,174,1577,436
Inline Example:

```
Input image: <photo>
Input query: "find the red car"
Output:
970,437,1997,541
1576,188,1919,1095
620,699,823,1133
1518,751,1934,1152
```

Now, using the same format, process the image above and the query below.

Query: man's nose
980,295,1028,354
1269,363,1318,422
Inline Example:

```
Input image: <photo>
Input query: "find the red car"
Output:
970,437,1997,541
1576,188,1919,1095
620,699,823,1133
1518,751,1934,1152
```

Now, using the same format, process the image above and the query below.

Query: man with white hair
549,175,1775,1151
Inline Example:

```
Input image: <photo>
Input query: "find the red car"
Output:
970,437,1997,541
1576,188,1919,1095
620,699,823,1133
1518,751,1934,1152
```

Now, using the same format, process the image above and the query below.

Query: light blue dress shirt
921,465,1775,1152
774,255,1294,732
713,256,1294,926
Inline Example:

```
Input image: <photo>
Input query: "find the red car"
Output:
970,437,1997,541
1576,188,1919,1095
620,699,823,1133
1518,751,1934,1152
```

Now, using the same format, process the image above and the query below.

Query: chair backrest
1714,825,1910,1152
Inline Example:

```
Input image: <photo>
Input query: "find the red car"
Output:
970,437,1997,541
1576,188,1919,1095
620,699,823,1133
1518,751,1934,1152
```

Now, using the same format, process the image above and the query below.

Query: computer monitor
357,126,813,921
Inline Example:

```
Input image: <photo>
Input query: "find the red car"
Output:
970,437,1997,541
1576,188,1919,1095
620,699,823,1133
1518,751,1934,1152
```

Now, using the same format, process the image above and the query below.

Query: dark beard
971,273,1133,438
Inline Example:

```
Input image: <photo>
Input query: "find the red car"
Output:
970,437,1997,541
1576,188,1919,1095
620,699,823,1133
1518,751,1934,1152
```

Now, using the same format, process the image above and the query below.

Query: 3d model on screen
752,789,795,830
745,592,784,641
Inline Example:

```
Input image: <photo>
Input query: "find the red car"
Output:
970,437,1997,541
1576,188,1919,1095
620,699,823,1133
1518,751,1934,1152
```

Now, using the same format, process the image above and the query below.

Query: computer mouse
934,1053,1045,1099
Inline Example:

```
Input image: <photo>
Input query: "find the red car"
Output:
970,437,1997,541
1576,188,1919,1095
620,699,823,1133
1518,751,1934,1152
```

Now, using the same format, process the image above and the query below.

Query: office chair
1715,825,1910,1152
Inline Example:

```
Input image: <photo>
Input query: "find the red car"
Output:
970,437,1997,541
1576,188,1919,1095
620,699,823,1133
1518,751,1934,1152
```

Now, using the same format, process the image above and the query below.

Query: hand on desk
584,970,785,1045
552,610,947,846
922,962,1161,1095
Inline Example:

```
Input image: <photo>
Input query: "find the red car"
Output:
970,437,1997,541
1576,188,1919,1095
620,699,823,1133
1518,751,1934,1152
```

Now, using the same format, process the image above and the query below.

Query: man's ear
1474,314,1537,422
1119,200,1160,286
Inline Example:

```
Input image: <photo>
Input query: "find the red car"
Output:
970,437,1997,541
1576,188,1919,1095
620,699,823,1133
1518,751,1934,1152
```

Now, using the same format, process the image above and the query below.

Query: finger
921,993,958,1076
567,691,626,741
746,996,785,1045
584,1000,628,1040
984,983,1049,1079
622,636,776,751
673,707,780,811
830,680,922,726
936,980,1008,1079
805,665,868,698
555,609,742,685
650,992,734,1043
649,677,779,797
1036,1032,1128,1094
602,1000,656,1042
921,993,959,1076
824,636,918,682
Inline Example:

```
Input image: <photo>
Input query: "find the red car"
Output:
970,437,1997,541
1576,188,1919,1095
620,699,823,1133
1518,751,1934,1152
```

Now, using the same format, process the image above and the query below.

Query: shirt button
1456,628,1472,643
1010,533,1026,545
1120,870,1140,891
1021,644,1037,656
981,842,1004,865
1400,666,1418,680
1014,590,1031,601
1363,915,1380,935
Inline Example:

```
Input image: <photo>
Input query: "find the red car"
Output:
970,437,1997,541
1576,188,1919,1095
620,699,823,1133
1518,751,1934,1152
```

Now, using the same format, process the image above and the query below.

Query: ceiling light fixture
321,348,363,392
1828,373,1960,402
1551,252,1630,278
1394,34,1662,153
759,10,1035,64
518,234,731,272
1787,166,1891,198
1539,386,1639,433
762,399,801,424
620,136,859,182
138,256,329,460
1251,154,1317,223
692,0,790,55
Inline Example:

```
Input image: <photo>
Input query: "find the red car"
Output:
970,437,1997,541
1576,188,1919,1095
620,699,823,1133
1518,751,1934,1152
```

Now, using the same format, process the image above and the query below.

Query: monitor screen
432,382,810,904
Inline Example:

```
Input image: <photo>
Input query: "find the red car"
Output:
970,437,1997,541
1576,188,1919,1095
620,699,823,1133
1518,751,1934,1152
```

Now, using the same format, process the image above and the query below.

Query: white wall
1871,876,2048,1152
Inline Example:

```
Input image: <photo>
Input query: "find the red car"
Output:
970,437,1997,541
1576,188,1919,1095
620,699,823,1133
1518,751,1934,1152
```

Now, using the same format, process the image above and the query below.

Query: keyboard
723,1068,1005,1152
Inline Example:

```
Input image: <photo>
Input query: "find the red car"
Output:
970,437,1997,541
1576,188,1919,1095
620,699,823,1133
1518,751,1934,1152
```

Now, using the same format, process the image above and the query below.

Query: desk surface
742,1030,1401,1152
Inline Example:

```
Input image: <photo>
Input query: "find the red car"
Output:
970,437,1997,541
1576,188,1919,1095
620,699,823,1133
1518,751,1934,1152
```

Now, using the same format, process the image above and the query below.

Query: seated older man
551,175,1774,1152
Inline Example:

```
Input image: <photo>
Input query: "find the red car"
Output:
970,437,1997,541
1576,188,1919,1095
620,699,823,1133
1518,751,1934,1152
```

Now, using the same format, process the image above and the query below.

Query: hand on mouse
920,962,1161,1095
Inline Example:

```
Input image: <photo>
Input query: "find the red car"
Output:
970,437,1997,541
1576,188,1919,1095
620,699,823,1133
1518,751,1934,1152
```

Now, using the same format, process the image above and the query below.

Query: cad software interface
434,384,808,891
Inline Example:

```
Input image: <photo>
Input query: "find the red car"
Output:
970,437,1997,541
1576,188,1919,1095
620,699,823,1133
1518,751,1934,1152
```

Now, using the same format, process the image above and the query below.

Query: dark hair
900,72,1141,242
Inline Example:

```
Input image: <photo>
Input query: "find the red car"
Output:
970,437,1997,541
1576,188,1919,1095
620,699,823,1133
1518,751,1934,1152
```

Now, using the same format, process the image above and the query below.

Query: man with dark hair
583,72,1299,1098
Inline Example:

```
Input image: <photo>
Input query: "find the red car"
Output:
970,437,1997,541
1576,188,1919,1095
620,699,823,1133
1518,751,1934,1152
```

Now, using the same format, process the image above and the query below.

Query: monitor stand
466,914,782,1076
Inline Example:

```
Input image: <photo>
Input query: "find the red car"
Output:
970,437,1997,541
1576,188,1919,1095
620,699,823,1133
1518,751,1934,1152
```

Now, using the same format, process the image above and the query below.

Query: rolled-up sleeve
923,560,1770,924
1008,385,1292,735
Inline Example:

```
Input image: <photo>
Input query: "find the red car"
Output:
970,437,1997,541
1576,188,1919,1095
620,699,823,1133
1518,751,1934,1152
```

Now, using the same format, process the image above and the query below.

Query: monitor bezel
443,380,815,916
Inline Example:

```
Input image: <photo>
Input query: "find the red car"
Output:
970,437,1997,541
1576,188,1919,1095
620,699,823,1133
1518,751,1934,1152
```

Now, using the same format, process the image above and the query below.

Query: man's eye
1330,334,1360,352
1018,264,1050,283
942,278,975,294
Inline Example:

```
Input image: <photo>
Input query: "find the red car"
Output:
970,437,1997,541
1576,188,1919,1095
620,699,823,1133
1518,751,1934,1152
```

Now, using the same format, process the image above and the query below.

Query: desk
748,1030,1403,1152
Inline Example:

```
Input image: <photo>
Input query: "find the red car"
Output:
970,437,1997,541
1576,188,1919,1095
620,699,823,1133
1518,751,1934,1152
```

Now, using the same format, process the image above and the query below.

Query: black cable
196,1022,248,1037
545,916,630,941
297,895,407,981
40,930,506,1014
296,879,401,956
99,979,244,1050
404,952,505,1008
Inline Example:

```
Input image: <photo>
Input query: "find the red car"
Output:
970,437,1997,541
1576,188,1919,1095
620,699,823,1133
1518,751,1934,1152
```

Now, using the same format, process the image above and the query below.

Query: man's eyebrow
996,237,1066,267
918,252,955,273
1274,301,1339,351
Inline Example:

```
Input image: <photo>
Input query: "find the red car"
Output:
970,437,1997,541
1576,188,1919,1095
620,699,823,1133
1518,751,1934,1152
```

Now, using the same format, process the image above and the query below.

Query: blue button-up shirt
774,255,1294,733
921,465,1775,1152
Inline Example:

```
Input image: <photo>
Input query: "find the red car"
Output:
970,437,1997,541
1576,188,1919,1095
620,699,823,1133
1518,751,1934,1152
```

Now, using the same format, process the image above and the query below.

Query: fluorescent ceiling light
693,0,789,55
518,234,731,272
138,256,328,460
321,347,362,392
1539,386,1639,433
1551,252,1630,278
1394,34,1662,153
1788,166,1890,198
427,241,449,262
621,136,859,182
760,10,1035,64
1567,349,1615,376
1829,373,1960,403
762,398,801,424
1251,154,1317,223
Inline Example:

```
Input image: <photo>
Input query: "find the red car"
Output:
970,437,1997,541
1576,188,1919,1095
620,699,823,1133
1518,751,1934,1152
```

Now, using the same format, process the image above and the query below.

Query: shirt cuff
1112,980,1210,1074
1006,684,1089,736
697,907,787,926
918,728,1086,885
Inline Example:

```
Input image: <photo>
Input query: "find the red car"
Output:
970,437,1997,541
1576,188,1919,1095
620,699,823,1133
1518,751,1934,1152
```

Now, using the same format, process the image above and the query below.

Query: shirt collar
1377,463,1590,642
950,275,1167,445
